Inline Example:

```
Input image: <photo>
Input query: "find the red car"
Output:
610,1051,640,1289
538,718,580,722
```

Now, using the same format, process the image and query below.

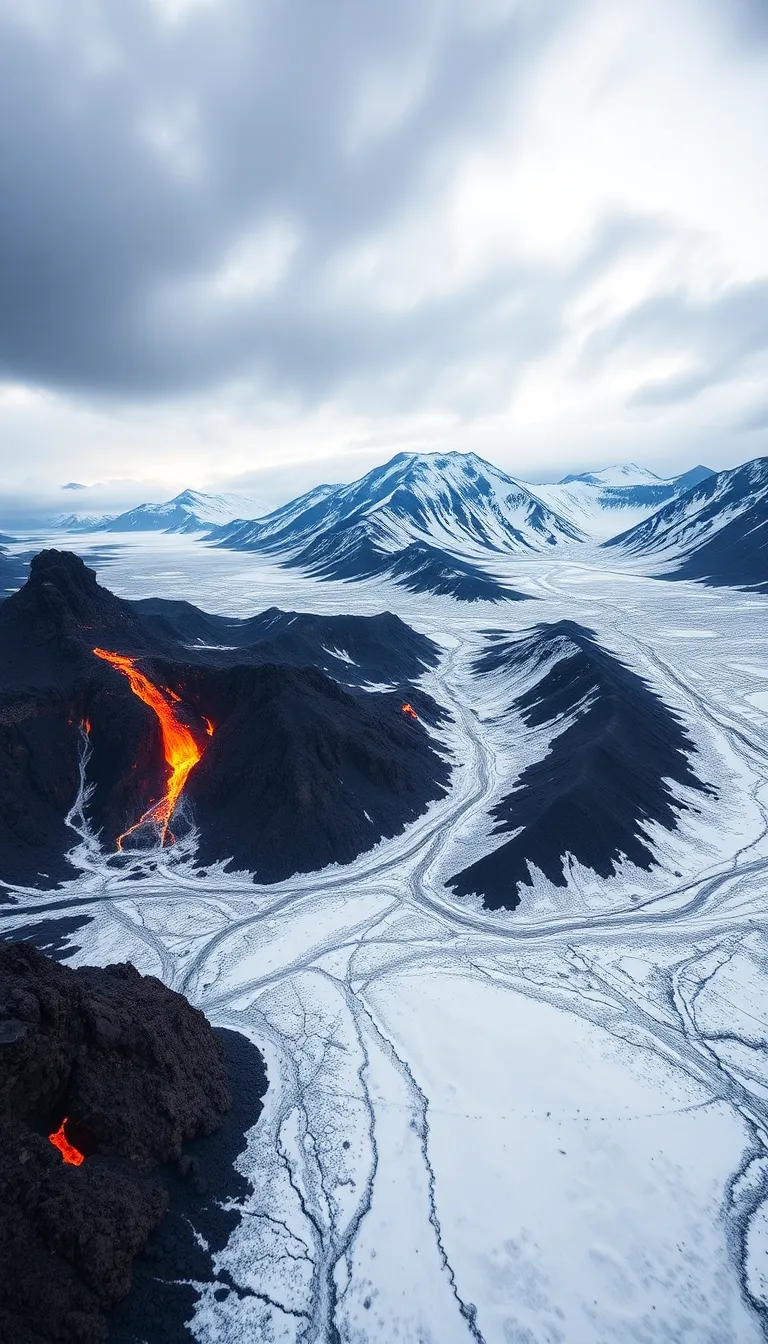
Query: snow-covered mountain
212,451,586,562
530,464,714,540
60,488,268,534
561,462,663,487
55,511,120,532
51,455,717,549
604,457,768,592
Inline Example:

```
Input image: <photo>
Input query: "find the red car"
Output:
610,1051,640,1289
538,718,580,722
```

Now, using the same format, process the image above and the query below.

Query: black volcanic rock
130,600,441,687
0,550,449,887
450,622,709,910
0,942,239,1344
0,549,153,692
0,552,170,885
178,662,451,881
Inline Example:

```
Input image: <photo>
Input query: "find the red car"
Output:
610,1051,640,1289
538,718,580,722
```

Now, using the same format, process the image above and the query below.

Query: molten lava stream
92,648,210,848
49,1118,84,1166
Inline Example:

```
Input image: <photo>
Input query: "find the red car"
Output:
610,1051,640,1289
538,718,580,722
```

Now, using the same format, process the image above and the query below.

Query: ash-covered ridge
449,621,710,910
0,551,449,887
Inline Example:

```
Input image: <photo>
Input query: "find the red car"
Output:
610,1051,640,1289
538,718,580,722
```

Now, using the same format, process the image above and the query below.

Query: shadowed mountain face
286,526,530,602
449,621,709,911
605,456,768,592
0,551,449,888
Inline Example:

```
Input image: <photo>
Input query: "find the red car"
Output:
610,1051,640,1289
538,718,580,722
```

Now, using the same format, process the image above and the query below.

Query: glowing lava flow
92,647,209,848
49,1118,84,1166
402,702,419,721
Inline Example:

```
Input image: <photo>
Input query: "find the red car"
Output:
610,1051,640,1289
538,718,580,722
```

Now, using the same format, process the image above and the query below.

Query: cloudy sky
1,0,767,513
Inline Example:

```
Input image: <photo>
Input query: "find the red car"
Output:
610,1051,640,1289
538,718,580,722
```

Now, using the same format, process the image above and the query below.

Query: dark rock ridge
130,599,441,688
286,525,530,602
0,550,449,886
176,661,449,881
449,621,709,910
605,456,768,593
0,941,245,1344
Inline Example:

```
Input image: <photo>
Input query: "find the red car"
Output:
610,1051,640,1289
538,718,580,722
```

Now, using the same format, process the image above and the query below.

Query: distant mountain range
532,463,715,540
56,455,716,551
212,451,587,555
605,457,768,593
47,450,768,597
58,488,267,534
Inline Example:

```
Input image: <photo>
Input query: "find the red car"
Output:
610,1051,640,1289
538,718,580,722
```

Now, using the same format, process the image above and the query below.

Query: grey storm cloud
583,278,768,410
0,0,574,404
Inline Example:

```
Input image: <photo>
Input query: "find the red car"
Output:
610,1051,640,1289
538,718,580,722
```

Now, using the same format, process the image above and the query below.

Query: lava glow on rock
92,647,210,848
49,1118,84,1166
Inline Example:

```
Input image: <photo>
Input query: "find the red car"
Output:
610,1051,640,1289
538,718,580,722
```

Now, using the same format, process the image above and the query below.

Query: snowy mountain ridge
58,488,269,534
530,463,715,540
212,450,587,561
559,462,663,487
605,456,768,592
53,452,718,548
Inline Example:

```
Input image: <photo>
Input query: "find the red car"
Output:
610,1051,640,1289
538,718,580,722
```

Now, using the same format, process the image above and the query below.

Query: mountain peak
559,463,662,487
0,550,148,689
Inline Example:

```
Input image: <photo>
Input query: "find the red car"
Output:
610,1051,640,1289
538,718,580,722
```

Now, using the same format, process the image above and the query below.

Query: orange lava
401,702,418,721
93,648,210,848
49,1118,84,1166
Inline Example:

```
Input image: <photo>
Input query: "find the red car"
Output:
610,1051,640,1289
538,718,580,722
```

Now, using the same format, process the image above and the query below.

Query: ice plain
3,529,768,1342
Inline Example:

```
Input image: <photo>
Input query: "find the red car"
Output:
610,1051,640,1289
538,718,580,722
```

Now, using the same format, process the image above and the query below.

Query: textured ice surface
3,532,768,1341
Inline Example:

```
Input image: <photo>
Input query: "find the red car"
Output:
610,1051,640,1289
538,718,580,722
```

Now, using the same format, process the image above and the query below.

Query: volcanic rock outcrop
0,550,449,886
0,940,237,1344
450,621,710,909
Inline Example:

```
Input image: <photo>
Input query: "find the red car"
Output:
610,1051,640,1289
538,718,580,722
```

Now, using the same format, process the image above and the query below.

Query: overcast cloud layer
0,0,767,509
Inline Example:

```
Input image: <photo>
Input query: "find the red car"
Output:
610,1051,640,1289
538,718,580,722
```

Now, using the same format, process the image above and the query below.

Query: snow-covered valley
3,531,768,1342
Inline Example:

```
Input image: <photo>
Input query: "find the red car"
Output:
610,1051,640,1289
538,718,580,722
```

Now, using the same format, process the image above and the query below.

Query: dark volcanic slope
130,599,441,686
0,550,449,887
0,941,247,1344
109,1028,268,1344
178,662,450,882
605,457,768,593
449,622,709,911
287,521,529,603
0,551,166,886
